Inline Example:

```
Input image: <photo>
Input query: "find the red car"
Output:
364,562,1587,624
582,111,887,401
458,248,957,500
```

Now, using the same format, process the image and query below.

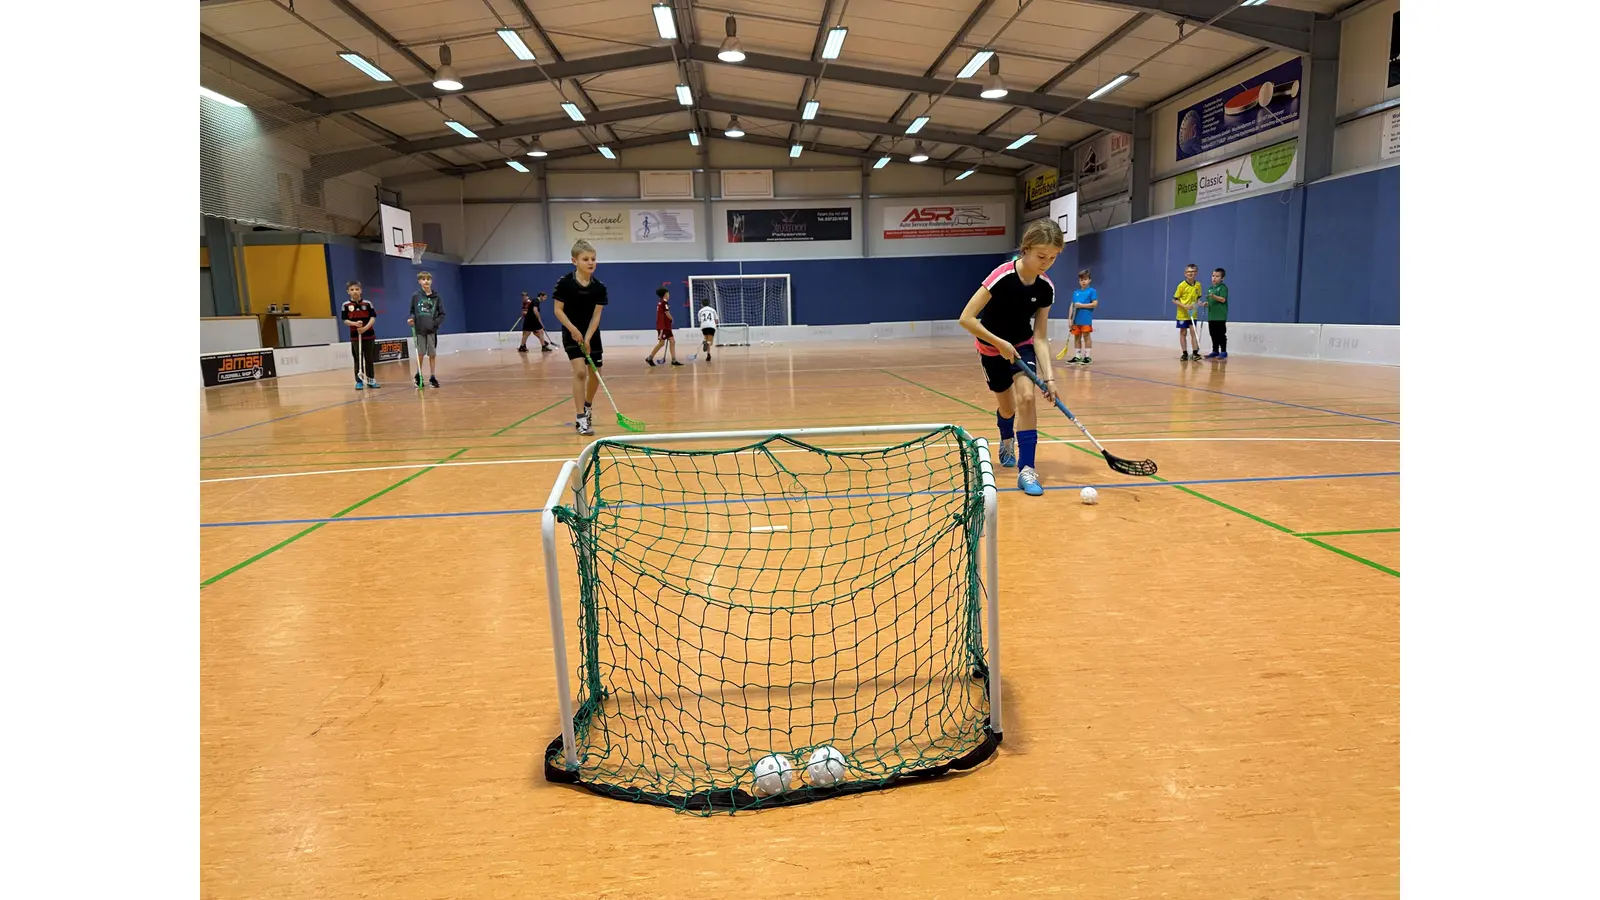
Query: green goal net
542,425,1002,814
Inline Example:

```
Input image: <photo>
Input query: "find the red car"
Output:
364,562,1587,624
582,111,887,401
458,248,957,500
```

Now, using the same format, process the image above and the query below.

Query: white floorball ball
806,745,847,787
1081,487,1099,505
752,753,795,797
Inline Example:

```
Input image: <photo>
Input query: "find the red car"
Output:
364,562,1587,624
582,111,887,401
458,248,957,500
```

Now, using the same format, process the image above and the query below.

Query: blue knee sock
1018,430,1038,469
997,411,1015,441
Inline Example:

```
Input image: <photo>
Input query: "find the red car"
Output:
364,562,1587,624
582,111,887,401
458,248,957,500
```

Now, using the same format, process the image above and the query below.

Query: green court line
1294,527,1399,538
1300,537,1400,576
201,448,470,588
490,397,570,436
881,369,1399,578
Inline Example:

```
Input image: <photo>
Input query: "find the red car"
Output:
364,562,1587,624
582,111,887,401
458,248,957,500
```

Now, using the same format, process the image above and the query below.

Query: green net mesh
543,426,1000,814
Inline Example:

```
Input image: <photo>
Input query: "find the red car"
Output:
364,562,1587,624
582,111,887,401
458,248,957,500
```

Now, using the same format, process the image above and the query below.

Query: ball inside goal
541,425,1002,814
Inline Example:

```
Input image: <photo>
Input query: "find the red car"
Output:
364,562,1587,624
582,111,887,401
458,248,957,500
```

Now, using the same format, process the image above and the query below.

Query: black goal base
544,720,1003,814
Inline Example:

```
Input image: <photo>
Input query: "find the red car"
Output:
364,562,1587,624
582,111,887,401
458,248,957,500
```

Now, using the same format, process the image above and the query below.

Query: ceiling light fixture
909,141,929,163
525,138,548,157
821,26,848,60
432,45,463,91
1006,133,1036,150
598,145,617,160
676,83,693,105
652,3,678,40
444,120,477,138
724,115,745,138
338,52,391,82
718,16,746,62
496,28,535,60
802,99,819,120
957,48,994,80
980,57,1008,100
905,115,930,134
1088,73,1137,101
200,86,245,108
561,102,585,121
506,160,530,172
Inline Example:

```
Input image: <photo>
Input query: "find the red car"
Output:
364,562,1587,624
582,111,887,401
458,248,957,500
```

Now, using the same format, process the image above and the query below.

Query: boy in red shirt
645,286,684,367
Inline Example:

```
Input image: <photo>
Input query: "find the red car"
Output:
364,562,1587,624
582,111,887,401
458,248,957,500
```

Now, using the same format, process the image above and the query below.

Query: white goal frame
540,423,1002,768
687,273,793,346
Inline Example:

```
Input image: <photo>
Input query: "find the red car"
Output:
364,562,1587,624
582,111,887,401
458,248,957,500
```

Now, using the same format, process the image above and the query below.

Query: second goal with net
541,424,1002,814
687,273,791,347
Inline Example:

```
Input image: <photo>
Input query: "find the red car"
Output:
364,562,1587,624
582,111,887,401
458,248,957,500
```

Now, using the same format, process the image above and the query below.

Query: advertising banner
881,204,1007,240
1176,57,1303,162
1174,141,1298,209
201,349,276,387
727,208,853,242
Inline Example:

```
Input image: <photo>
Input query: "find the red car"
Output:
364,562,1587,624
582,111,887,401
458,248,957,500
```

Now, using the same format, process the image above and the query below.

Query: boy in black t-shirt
339,280,380,390
517,291,555,353
551,239,609,436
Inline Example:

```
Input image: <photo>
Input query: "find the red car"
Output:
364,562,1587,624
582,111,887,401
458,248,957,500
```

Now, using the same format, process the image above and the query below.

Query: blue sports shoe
998,438,1017,468
355,380,365,391
1018,466,1043,496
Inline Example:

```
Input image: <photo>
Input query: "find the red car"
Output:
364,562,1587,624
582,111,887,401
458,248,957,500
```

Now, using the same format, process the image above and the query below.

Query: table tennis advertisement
1176,57,1302,162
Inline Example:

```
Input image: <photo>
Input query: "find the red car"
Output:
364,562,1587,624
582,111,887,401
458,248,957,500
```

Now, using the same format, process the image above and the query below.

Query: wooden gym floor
200,336,1398,899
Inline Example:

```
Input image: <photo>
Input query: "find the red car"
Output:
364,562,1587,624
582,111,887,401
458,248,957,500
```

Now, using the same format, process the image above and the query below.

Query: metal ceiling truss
296,41,1136,133
309,100,685,176
200,34,458,175
1083,0,1316,54
863,0,998,160
685,44,1136,133
696,95,1061,167
787,0,840,150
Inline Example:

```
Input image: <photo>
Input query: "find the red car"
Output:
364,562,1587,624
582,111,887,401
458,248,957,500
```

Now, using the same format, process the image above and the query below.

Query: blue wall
1060,166,1397,325
320,167,1397,331
1298,165,1400,325
323,244,467,340
458,254,1014,333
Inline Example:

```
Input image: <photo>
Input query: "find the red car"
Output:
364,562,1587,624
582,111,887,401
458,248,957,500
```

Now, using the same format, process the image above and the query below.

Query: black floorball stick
1015,357,1158,477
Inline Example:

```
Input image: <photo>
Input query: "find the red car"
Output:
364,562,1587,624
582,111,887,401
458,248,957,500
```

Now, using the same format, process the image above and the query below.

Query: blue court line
200,469,1399,528
1087,370,1400,425
202,398,364,438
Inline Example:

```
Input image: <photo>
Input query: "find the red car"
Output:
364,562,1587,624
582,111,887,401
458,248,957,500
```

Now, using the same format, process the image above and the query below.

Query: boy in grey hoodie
408,270,446,387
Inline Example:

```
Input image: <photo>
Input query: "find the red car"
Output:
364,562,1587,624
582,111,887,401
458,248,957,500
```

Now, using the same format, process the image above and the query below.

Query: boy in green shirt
1203,267,1229,360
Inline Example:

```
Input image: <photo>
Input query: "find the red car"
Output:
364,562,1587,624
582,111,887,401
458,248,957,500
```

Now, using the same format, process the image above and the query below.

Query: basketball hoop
398,242,427,265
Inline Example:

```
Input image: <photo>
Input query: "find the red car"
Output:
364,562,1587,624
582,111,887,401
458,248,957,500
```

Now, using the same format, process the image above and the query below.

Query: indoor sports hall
198,1,1400,897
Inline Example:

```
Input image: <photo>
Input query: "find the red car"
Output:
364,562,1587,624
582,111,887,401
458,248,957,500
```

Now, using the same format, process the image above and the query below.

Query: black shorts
562,331,603,367
701,327,715,337
979,342,1037,393
523,312,543,331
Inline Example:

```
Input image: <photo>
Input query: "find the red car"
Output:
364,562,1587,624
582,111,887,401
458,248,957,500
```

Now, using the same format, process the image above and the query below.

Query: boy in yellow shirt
1173,263,1203,361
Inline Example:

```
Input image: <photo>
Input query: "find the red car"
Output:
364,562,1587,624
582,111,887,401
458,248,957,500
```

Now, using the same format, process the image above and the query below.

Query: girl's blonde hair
571,239,596,258
1020,218,1065,253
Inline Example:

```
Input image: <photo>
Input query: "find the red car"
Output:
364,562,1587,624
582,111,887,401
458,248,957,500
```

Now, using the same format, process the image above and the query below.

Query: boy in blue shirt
1062,269,1098,365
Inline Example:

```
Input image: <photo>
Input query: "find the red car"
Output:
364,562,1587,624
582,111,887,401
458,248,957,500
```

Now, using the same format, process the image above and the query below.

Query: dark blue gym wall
1062,166,1397,326
323,166,1397,331
323,243,467,340
1297,165,1401,325
457,254,1016,334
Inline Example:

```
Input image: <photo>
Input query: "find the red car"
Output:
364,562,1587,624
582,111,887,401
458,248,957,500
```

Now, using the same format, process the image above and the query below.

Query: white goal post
687,274,793,347
539,424,1002,772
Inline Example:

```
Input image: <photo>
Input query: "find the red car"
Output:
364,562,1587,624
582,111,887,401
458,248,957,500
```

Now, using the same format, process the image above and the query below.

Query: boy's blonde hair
571,239,595,258
417,270,432,279
1020,218,1065,253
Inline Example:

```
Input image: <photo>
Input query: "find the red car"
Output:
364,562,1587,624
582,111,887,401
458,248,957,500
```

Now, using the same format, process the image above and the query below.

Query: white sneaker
576,413,594,436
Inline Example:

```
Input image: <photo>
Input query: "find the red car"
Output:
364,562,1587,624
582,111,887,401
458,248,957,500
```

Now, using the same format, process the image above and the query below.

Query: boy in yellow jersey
1172,263,1203,361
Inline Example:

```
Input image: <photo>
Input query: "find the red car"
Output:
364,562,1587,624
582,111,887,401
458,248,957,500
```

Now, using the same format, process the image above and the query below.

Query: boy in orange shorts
1063,268,1098,365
